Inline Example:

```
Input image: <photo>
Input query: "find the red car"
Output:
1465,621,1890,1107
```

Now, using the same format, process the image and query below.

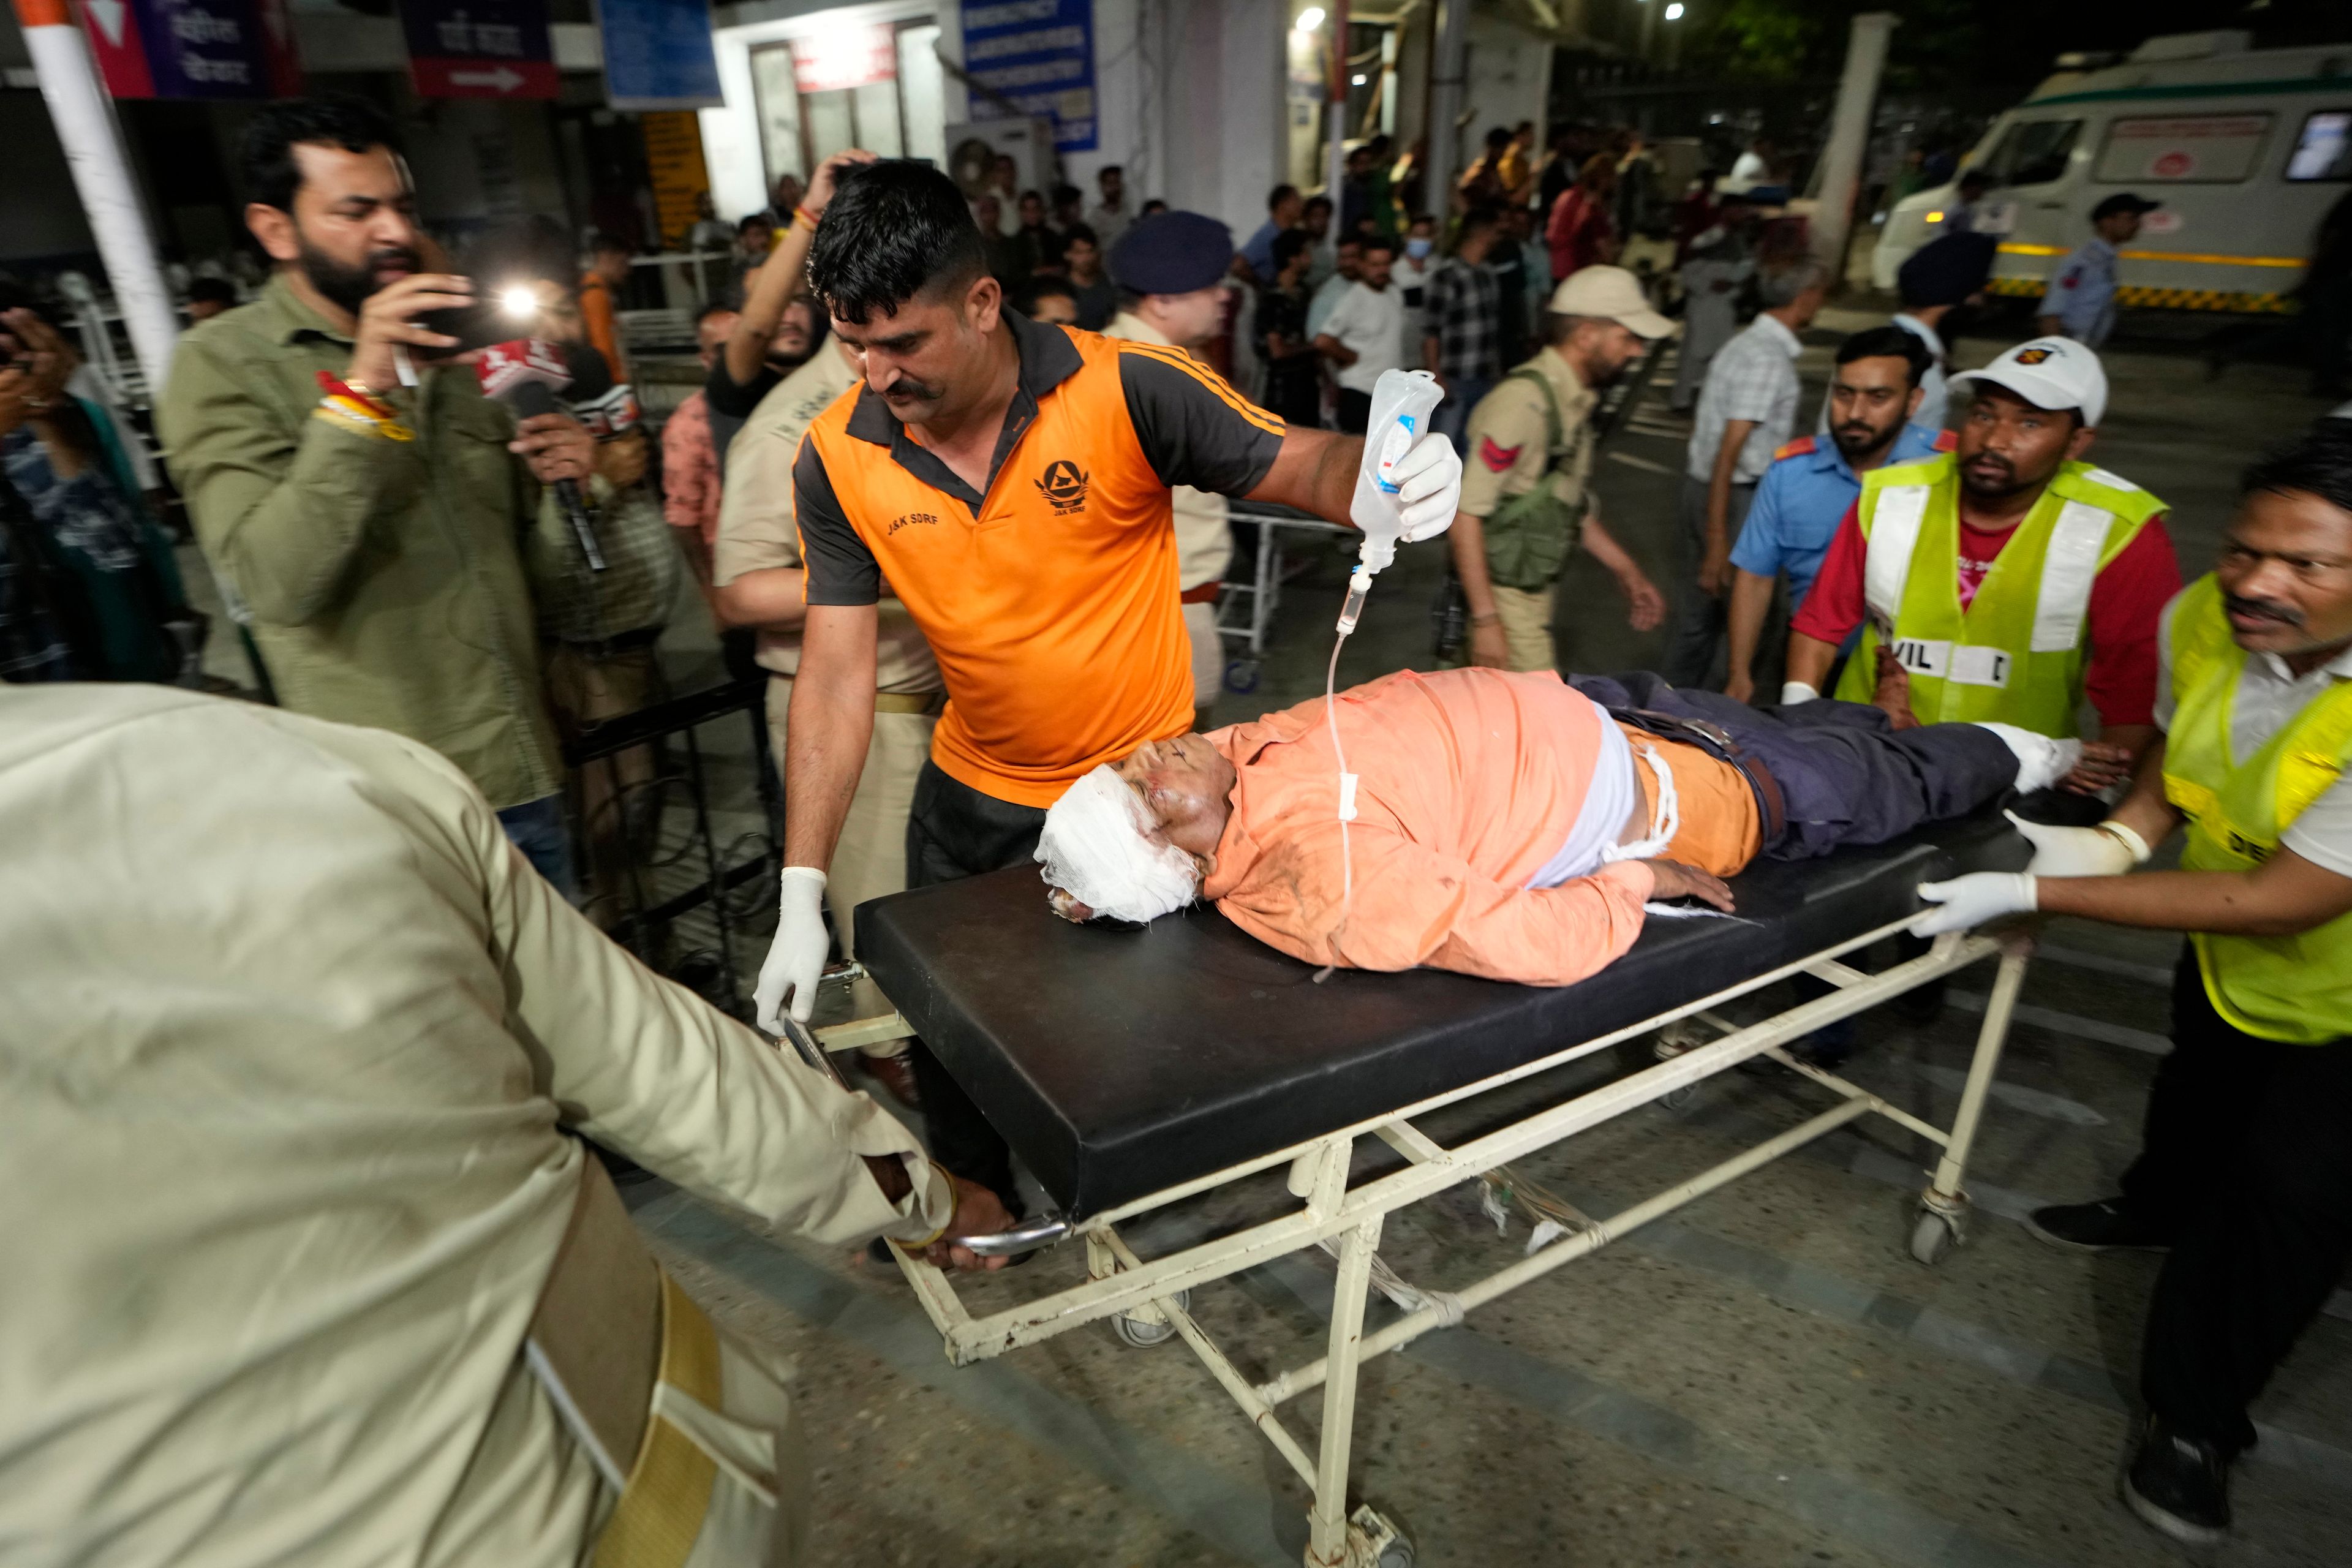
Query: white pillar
1811,11,1899,286
15,0,180,399
1425,0,1468,211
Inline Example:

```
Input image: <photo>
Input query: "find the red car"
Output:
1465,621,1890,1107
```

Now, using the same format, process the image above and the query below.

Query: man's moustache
2225,594,2302,628
369,247,421,273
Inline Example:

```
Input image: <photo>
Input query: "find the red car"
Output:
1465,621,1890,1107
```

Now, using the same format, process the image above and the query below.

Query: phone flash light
499,285,540,318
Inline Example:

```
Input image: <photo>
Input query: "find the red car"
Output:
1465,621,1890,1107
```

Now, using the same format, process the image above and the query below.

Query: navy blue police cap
1109,211,1234,296
1897,230,1996,309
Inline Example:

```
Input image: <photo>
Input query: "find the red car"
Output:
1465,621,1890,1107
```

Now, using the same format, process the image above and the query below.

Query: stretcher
1216,502,1354,693
787,805,2036,1567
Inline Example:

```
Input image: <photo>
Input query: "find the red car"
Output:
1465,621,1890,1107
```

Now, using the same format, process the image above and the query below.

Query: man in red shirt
1783,337,2178,800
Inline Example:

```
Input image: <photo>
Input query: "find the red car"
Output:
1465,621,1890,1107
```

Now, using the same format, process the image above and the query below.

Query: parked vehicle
1873,31,2352,315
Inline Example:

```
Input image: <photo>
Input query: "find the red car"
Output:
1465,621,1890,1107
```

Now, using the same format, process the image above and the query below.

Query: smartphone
416,284,540,356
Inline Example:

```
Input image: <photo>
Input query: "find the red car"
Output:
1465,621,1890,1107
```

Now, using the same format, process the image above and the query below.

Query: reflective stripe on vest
2162,573,2352,1044
1833,455,2165,736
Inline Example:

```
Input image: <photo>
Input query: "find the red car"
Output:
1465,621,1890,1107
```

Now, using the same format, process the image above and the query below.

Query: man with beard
752,161,1464,1219
1915,427,2352,1546
1452,267,1671,673
1784,337,2179,801
1722,326,1955,705
159,95,594,889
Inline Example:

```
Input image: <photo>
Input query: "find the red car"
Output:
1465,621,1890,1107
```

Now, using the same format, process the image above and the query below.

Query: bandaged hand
2005,810,2143,878
754,866,831,1031
1391,430,1463,545
1914,872,2037,937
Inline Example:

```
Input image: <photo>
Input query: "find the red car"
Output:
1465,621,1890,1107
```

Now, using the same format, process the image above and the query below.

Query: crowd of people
4,90,2351,1568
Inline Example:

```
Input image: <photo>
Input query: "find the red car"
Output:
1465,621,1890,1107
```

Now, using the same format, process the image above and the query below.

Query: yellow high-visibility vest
1832,454,2165,736
2162,573,2352,1043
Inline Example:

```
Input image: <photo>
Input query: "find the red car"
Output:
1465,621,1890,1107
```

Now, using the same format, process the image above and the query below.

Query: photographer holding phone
159,96,594,892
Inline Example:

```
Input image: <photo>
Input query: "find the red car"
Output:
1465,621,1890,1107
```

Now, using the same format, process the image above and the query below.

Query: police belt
1605,707,1789,845
527,1151,735,1568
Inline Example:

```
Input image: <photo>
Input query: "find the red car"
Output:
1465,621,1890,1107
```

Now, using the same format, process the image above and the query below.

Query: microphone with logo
473,339,606,571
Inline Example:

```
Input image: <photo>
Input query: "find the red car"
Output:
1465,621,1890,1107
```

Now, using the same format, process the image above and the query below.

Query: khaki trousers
766,677,935,1056
1491,582,1558,673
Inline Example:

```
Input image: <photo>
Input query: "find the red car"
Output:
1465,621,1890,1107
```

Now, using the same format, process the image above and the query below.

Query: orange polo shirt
794,311,1287,806
1202,668,1760,986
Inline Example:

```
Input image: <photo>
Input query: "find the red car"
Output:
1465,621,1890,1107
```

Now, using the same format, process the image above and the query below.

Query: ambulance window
1981,119,2082,188
2095,114,2274,183
2286,111,2352,181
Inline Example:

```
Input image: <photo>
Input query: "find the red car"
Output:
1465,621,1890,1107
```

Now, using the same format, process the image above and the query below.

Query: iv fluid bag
1348,369,1444,577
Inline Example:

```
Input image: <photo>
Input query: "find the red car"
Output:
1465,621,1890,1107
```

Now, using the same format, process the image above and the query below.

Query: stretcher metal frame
1216,505,1354,686
790,916,2034,1568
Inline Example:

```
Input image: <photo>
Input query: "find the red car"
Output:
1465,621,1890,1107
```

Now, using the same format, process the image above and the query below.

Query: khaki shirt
157,275,563,810
1102,311,1235,590
1458,345,1599,521
0,684,949,1568
714,345,943,695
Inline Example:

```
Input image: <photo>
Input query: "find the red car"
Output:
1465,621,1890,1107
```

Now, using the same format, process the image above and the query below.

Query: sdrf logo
1035,459,1090,514
888,511,940,535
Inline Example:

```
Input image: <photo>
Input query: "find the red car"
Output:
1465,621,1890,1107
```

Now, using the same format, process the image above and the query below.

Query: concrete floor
186,302,2352,1563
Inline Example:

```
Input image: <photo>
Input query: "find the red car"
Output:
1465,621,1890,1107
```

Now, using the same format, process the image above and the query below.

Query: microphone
475,339,604,572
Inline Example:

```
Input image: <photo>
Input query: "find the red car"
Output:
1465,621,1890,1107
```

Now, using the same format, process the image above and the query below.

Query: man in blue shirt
2038,192,2159,349
1236,184,1303,287
1724,325,1952,704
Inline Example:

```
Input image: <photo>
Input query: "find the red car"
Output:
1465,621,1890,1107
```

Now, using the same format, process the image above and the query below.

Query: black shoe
2124,1416,2231,1544
2024,1198,2173,1253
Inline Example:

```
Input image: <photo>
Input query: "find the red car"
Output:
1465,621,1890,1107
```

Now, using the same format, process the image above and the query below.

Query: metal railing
561,675,780,1017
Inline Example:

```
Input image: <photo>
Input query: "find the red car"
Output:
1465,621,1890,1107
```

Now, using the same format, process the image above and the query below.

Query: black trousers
1561,673,2022,860
2126,953,2352,1454
902,761,1049,1207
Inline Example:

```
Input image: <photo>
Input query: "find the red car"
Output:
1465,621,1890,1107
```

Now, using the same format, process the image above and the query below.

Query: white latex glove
1914,872,2037,937
1781,681,1820,705
754,866,831,1031
2005,810,2138,878
1390,430,1463,544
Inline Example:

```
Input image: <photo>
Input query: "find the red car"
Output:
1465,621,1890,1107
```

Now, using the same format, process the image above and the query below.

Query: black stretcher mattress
858,805,2027,1219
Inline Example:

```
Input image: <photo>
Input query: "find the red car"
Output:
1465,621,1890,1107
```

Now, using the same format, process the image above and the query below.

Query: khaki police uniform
1102,311,1237,711
0,683,953,1568
717,346,944,968
1458,345,1599,672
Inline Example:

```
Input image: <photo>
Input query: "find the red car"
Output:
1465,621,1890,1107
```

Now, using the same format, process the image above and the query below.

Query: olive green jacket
158,276,564,810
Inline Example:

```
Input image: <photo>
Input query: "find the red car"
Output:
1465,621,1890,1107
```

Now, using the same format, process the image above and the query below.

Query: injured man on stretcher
1036,666,2076,987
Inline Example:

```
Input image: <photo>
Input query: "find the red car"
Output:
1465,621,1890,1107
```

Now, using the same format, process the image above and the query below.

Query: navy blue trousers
1563,673,2020,861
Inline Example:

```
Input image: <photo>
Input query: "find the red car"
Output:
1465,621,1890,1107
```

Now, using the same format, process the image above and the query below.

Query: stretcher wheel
1223,658,1260,695
1112,1289,1189,1347
1346,1505,1414,1567
1908,1210,1959,1267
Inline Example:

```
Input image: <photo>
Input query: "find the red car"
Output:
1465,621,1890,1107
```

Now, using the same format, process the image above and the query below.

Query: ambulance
1872,31,2352,314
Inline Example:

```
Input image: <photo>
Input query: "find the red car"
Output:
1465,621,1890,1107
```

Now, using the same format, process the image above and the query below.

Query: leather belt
873,690,946,715
1607,706,1789,845
1179,582,1223,605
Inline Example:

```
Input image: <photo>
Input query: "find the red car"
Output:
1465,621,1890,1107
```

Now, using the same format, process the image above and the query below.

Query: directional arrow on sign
86,0,127,47
450,67,525,92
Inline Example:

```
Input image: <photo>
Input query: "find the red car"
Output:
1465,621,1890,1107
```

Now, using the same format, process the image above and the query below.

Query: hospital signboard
399,0,559,99
76,0,301,99
959,0,1097,154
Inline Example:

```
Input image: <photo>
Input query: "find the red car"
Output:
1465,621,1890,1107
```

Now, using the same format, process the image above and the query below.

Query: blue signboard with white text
596,0,722,111
959,0,1096,154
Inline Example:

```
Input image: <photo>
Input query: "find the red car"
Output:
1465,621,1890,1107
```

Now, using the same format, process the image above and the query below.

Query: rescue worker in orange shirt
753,162,1464,1212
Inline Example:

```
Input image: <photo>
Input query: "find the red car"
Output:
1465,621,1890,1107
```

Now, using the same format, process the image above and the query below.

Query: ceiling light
1664,2,1684,17
1296,7,1325,31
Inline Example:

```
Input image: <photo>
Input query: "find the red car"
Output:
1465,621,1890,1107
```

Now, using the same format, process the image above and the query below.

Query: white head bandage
1036,764,1200,924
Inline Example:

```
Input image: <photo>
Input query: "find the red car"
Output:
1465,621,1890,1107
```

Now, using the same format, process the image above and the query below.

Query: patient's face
1115,734,1237,870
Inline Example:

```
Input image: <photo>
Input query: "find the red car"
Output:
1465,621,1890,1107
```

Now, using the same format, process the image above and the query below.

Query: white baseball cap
1949,336,2108,428
1548,266,1676,339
